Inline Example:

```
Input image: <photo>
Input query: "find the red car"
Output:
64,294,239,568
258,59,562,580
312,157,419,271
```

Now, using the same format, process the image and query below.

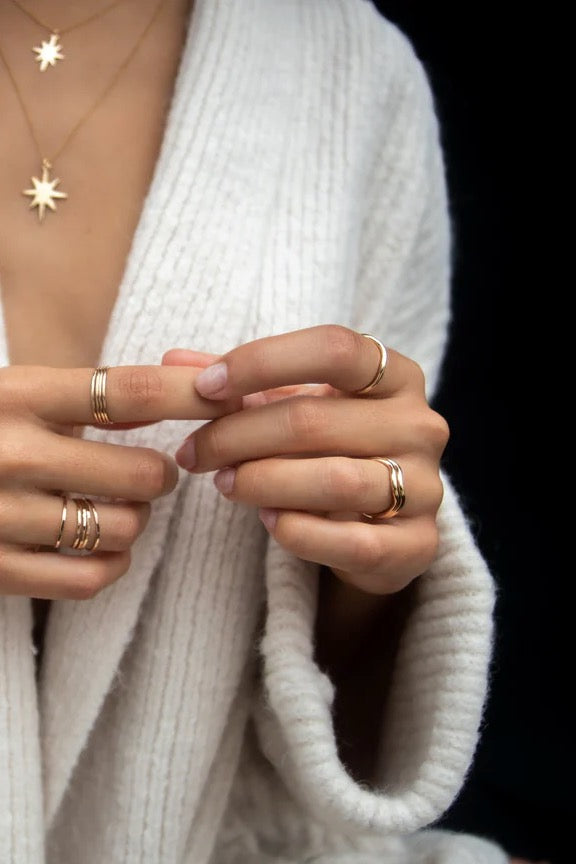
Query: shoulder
290,0,438,138
303,1,433,99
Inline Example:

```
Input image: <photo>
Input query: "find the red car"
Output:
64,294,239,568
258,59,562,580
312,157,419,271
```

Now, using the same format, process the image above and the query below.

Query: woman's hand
0,364,237,599
166,325,449,595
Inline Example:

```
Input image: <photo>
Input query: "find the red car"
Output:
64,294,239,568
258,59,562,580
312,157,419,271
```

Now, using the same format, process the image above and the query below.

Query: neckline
0,0,207,370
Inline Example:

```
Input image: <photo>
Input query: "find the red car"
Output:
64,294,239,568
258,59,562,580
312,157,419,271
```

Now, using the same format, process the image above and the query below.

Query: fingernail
196,362,227,396
175,437,196,471
259,508,278,532
214,468,236,495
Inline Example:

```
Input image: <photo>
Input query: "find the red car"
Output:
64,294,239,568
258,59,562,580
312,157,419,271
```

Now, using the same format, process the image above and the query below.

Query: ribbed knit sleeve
247,9,502,861
0,598,44,864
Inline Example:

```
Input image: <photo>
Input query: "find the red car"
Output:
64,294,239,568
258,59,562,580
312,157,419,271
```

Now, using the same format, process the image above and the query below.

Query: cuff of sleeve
252,474,495,836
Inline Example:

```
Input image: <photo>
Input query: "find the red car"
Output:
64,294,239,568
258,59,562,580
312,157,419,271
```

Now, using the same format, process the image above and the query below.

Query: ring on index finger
354,334,387,395
91,366,112,424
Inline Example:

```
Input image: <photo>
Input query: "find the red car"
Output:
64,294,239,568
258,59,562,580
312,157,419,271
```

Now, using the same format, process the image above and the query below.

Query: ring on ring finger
0,491,149,552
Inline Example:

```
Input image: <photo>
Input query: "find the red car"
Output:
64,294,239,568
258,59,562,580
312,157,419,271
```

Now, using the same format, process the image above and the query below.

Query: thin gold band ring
362,457,406,520
355,334,387,395
90,366,112,424
53,496,101,552
54,495,67,549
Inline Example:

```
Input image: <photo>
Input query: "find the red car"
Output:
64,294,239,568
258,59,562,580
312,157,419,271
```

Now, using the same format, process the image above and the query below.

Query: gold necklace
0,0,165,221
9,0,130,71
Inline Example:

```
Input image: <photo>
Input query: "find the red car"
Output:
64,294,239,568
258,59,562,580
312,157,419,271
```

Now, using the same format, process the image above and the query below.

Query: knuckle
274,515,307,558
130,449,176,498
428,410,450,451
0,442,18,482
117,368,163,413
0,435,39,482
430,473,445,512
108,505,149,549
322,458,370,506
354,531,385,573
285,397,323,443
236,462,263,501
0,495,17,534
410,407,449,453
323,325,361,368
0,544,13,580
417,521,440,569
0,367,24,413
203,422,229,465
68,565,108,600
406,358,427,391
70,553,130,600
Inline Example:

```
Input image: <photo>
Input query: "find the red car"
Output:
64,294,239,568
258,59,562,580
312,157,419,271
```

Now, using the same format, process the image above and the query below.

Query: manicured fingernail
175,437,196,470
196,362,228,396
259,508,278,532
214,468,236,495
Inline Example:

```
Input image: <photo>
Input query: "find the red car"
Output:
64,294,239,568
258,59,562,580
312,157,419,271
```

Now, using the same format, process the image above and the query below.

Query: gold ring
69,497,101,552
362,457,406,520
72,498,89,550
90,366,112,424
86,498,101,552
355,334,387,395
54,494,68,549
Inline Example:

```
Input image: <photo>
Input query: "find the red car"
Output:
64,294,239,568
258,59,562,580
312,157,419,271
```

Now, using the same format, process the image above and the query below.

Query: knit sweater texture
0,1,505,861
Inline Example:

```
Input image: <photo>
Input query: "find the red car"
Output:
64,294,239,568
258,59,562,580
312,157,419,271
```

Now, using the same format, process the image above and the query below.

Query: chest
0,2,190,369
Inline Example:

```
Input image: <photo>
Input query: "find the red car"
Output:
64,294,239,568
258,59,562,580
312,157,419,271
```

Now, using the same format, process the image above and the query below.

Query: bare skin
0,0,192,368
0,0,193,627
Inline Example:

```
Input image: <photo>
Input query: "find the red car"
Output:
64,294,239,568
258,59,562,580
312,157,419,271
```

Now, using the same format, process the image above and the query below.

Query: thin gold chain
0,0,166,166
9,0,130,36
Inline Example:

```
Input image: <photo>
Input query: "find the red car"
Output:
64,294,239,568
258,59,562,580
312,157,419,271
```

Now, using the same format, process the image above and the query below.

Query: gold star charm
32,33,64,71
23,160,68,221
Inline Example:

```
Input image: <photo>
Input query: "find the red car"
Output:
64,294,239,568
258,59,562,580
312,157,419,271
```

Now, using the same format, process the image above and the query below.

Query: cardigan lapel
0,0,299,829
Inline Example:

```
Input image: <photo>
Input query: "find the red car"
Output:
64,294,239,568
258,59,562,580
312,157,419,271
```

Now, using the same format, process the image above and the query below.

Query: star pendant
33,33,64,71
23,162,68,222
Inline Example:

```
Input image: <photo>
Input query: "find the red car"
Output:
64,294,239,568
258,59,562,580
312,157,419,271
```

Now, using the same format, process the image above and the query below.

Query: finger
0,544,131,600
259,511,439,594
214,456,442,518
192,325,424,400
176,396,444,473
163,350,333,409
3,429,179,501
7,365,241,426
242,383,332,409
0,491,150,551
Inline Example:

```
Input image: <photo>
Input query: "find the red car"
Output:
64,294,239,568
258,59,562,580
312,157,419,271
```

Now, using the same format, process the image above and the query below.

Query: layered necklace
9,0,130,71
0,0,166,221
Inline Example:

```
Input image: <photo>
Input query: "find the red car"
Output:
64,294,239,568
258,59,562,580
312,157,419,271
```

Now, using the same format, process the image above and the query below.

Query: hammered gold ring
355,334,387,395
90,366,112,424
362,457,406,520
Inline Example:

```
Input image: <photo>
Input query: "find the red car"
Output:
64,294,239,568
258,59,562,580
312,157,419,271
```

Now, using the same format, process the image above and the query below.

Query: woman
0,0,506,861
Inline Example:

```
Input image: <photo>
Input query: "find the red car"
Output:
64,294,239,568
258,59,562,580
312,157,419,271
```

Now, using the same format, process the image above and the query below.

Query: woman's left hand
164,325,449,596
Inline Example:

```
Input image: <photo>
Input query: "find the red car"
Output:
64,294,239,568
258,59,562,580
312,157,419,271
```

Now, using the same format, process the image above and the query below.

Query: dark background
371,4,564,863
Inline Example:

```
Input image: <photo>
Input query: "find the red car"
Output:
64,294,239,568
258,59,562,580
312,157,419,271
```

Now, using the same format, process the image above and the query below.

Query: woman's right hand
0,364,236,600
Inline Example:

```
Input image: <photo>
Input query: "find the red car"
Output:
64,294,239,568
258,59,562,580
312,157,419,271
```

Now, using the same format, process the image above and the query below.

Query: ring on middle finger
362,457,406,520
355,334,388,395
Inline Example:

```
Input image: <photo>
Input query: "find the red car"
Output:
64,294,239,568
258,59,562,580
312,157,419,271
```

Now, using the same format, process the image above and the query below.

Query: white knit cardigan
0,1,505,862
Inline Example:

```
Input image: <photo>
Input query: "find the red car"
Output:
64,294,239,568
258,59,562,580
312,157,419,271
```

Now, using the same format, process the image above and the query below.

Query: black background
372,4,564,863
